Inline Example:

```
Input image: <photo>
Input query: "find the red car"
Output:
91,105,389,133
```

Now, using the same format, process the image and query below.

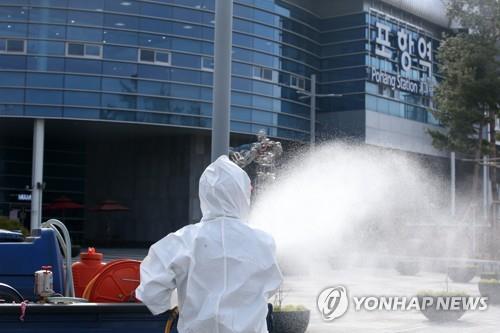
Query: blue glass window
232,62,252,76
102,93,137,109
0,23,27,37
104,14,138,30
28,41,65,55
232,107,251,121
140,3,172,18
102,77,137,93
172,7,202,23
138,33,170,49
64,107,100,119
102,61,137,76
138,64,171,80
64,91,101,106
68,0,104,11
27,73,63,88
139,49,171,65
171,22,203,39
104,0,139,14
0,104,23,116
66,58,102,74
27,56,64,71
29,24,66,39
68,11,103,26
103,30,137,45
171,38,212,55
138,81,171,95
201,57,213,71
65,75,101,90
170,83,201,100
171,53,200,68
29,8,66,24
231,121,252,133
25,106,62,117
137,96,169,112
232,77,251,91
0,72,25,86
26,89,62,104
0,55,26,69
170,68,200,84
103,45,137,61
0,6,28,21
0,88,24,103
67,27,102,42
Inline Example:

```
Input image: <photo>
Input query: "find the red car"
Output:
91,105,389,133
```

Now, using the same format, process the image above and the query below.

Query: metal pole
30,119,45,235
310,74,316,146
211,0,233,162
483,155,489,219
451,151,456,216
472,207,477,256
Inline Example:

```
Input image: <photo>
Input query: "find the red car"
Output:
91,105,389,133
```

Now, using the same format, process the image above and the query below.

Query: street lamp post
211,0,233,162
297,74,342,145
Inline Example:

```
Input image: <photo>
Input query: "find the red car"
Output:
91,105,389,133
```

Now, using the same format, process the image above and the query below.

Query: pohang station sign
371,68,431,96
369,14,434,96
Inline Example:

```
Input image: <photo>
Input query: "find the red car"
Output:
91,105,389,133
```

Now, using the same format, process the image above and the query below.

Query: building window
290,74,305,90
66,42,102,58
253,66,274,82
139,49,171,65
0,39,26,54
201,57,214,71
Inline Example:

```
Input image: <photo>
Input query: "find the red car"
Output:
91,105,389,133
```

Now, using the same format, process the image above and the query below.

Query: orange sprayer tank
72,247,106,297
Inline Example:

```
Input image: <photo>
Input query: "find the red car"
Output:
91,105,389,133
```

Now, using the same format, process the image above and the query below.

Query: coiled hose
41,219,75,297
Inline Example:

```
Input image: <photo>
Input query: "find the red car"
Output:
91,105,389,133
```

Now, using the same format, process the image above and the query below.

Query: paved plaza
284,268,500,333
100,249,500,332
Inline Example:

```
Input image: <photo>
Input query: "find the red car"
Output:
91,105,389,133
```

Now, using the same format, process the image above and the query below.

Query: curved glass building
0,0,449,244
0,0,319,141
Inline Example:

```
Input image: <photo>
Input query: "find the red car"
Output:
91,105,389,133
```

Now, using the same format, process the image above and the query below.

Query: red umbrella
89,200,130,244
89,200,129,212
47,196,84,210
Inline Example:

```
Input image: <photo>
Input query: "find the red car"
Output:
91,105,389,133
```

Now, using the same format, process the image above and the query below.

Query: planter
417,296,466,322
395,260,420,276
478,281,500,304
272,309,310,333
447,266,476,283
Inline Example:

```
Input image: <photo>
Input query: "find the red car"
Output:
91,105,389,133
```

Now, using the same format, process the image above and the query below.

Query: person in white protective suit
135,155,283,333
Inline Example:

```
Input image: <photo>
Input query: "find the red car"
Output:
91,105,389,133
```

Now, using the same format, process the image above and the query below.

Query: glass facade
0,0,448,243
0,0,319,142
0,0,444,140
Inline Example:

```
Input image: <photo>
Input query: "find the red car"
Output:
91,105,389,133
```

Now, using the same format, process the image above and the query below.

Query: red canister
72,247,106,297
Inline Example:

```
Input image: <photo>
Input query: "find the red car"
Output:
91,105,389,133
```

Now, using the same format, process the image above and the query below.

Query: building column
30,118,45,235
211,0,233,161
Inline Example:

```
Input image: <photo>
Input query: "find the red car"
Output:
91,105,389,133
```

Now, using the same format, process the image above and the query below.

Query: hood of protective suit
199,155,251,222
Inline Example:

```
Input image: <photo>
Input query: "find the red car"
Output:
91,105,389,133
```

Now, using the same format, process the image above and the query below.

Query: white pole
483,155,489,219
451,151,456,216
310,74,316,146
211,0,233,162
30,119,45,235
472,207,477,256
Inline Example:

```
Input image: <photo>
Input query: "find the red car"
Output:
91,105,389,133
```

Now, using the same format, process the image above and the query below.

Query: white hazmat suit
136,155,283,333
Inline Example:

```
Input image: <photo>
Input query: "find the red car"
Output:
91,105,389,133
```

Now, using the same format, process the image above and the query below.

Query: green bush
274,304,308,312
479,279,500,284
416,290,468,297
0,216,29,236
